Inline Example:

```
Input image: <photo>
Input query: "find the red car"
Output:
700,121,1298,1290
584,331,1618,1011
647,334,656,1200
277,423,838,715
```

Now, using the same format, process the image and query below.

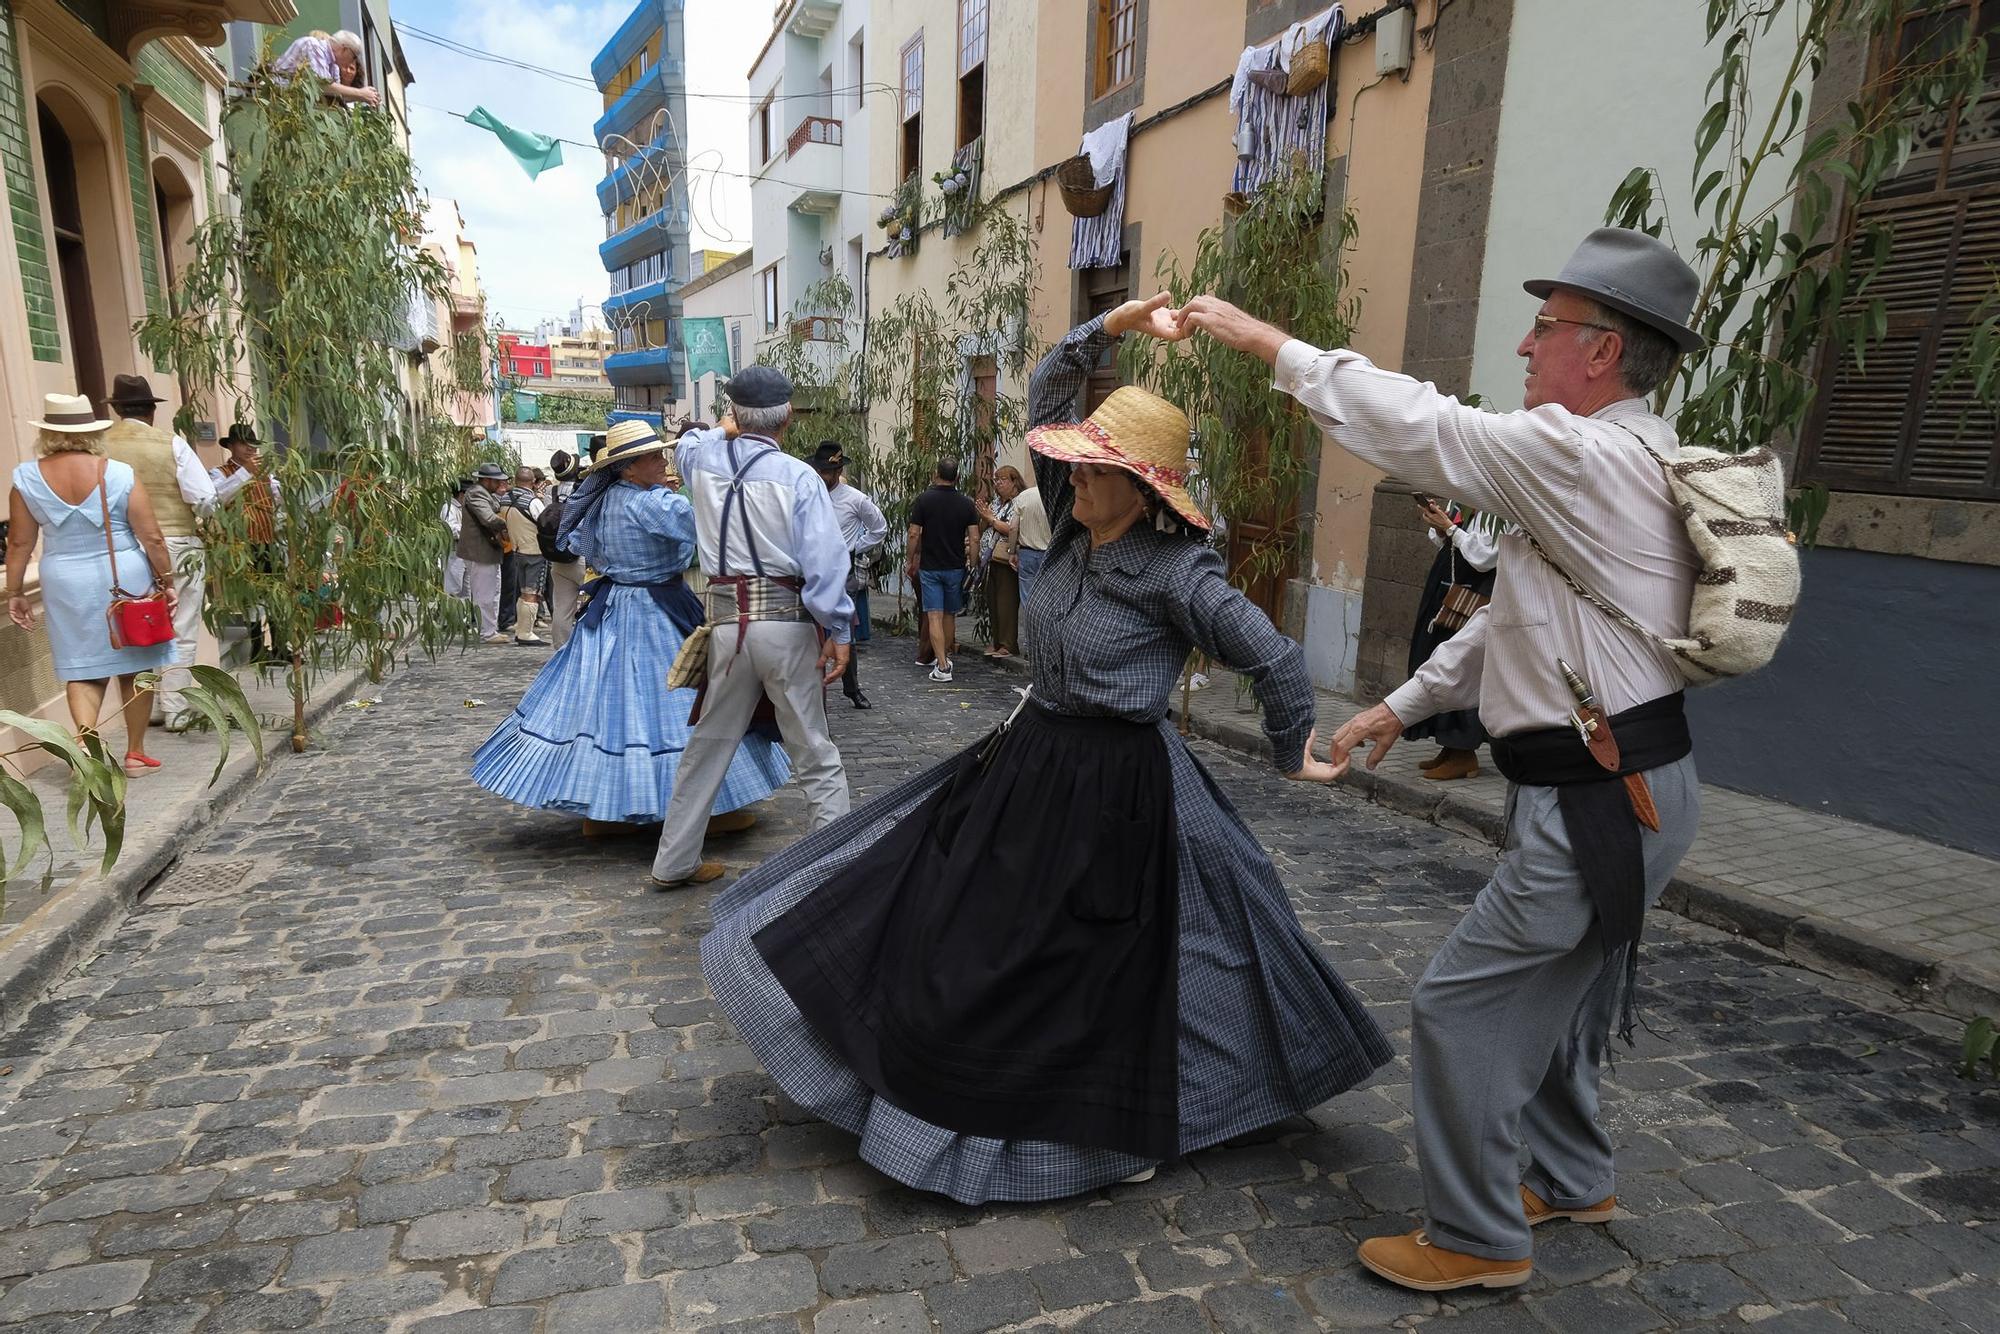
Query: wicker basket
1286,37,1329,96
1222,191,1251,218
1057,154,1113,219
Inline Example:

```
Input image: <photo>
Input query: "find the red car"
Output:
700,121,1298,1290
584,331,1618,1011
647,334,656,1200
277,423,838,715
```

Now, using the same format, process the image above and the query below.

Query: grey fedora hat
1524,227,1703,354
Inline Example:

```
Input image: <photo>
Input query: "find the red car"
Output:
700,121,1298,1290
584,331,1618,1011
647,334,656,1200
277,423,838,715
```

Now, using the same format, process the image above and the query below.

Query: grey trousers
155,535,206,723
1412,754,1701,1261
651,621,850,881
464,560,501,638
549,560,584,647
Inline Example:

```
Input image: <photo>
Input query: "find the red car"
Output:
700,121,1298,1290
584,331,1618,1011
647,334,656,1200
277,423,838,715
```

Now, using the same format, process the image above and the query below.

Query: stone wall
1351,479,1436,701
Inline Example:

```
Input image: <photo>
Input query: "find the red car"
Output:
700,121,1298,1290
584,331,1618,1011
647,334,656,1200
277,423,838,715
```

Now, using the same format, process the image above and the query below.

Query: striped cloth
1068,113,1132,270
1230,7,1340,196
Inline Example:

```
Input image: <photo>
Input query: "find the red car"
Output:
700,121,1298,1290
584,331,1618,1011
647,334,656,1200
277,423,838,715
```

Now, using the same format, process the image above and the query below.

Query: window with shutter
1799,1,2000,499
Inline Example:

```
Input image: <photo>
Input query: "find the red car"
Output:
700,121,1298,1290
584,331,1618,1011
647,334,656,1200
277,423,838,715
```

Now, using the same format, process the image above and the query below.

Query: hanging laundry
1229,6,1342,197
465,106,564,180
1069,112,1132,270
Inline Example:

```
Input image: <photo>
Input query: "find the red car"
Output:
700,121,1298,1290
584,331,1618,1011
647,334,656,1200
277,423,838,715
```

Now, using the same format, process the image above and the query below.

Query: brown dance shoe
1522,1185,1617,1226
649,862,725,890
1422,749,1480,781
1357,1230,1532,1292
705,810,757,835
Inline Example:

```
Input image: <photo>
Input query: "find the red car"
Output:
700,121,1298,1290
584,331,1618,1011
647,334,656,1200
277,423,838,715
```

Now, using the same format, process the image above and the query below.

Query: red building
497,333,552,381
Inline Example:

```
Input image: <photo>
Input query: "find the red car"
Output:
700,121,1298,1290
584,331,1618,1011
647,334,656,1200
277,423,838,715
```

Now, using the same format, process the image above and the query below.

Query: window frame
761,264,781,334
1094,0,1139,99
958,0,988,78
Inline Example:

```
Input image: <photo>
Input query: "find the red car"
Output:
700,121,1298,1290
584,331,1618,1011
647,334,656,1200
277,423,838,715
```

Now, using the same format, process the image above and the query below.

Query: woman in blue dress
698,297,1390,1203
472,420,789,834
5,394,177,776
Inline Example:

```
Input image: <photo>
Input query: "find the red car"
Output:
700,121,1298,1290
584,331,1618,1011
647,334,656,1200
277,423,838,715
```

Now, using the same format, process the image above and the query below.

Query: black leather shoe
848,691,873,710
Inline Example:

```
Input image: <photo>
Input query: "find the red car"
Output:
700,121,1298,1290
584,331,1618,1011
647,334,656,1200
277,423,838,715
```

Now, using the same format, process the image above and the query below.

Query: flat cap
725,365,794,409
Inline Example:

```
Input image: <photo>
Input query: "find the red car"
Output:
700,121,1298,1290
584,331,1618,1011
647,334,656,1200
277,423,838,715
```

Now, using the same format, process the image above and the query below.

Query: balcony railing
787,115,842,158
790,315,843,342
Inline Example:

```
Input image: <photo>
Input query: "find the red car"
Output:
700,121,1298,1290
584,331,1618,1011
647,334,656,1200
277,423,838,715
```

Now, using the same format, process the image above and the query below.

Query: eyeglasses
1532,313,1616,340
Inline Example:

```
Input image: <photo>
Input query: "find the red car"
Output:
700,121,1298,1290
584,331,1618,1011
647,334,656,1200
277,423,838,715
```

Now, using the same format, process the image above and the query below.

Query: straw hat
599,420,678,478
1026,386,1209,530
33,392,111,434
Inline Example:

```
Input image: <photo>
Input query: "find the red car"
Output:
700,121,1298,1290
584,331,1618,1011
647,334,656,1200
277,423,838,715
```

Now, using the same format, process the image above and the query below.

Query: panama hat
599,420,675,471
33,392,111,434
1026,386,1209,530
1524,227,1703,354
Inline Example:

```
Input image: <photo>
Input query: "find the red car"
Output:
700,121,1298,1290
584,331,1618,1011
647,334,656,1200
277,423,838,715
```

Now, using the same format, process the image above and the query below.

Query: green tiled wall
120,89,164,320
135,43,207,125
0,0,57,360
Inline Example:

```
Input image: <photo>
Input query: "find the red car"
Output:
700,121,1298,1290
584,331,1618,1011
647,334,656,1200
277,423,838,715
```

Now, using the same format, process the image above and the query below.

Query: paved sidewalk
0,654,385,1027
1171,665,2000,1020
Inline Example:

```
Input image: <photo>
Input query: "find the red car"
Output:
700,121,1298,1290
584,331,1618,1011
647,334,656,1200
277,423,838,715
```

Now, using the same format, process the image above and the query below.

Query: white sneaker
1120,1166,1157,1184
482,632,512,645
514,633,548,645
929,663,953,683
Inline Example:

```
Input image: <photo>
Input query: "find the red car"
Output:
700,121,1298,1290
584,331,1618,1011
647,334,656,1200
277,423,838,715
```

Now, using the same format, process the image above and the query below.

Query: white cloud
398,0,759,331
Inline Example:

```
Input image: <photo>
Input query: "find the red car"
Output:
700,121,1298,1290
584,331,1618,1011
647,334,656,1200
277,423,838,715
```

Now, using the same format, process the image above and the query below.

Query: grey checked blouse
1024,314,1317,774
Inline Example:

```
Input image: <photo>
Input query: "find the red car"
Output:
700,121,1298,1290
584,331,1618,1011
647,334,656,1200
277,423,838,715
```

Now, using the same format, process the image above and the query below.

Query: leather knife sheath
1575,702,1663,833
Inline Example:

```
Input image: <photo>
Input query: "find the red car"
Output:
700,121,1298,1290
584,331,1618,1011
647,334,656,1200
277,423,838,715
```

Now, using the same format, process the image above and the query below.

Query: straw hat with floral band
1026,385,1210,531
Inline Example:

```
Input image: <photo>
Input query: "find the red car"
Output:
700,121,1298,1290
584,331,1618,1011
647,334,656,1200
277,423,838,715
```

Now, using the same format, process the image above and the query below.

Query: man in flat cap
651,366,855,888
459,462,512,644
809,440,887,709
1178,228,1706,1291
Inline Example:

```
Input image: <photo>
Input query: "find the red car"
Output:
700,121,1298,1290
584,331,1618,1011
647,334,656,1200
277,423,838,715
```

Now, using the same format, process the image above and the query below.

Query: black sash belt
1489,692,1691,1044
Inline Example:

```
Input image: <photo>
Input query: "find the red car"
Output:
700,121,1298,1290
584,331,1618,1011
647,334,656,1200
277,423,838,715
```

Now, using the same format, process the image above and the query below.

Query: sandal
124,752,161,777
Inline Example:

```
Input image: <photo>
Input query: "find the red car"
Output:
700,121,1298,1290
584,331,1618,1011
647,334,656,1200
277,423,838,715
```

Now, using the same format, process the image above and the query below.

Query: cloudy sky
394,0,759,332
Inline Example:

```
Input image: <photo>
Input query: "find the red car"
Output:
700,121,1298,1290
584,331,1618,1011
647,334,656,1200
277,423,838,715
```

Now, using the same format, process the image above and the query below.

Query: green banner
684,317,731,384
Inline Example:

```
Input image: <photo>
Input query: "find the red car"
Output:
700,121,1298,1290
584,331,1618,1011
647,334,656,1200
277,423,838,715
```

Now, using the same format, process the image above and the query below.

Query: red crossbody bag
98,461,173,650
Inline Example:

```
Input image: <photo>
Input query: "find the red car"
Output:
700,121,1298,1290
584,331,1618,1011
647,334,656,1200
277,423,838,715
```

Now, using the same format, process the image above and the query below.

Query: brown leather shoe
1357,1229,1532,1292
1418,748,1448,770
706,810,757,835
649,862,725,890
1423,749,1480,781
1522,1185,1617,1225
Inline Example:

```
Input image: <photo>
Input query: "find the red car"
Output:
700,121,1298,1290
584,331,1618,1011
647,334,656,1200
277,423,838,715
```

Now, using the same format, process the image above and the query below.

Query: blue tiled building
593,0,689,427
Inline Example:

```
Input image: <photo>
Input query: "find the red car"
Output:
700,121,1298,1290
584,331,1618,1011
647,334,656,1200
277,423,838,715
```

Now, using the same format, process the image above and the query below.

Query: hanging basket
1057,154,1113,219
1222,191,1251,218
1286,38,1329,96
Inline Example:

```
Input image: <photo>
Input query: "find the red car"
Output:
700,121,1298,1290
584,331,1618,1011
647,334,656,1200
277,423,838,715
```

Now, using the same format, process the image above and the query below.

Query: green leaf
1962,1016,1998,1078
0,772,48,886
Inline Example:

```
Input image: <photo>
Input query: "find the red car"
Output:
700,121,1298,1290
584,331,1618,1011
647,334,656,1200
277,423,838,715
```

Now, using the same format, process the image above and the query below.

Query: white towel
1080,113,1129,187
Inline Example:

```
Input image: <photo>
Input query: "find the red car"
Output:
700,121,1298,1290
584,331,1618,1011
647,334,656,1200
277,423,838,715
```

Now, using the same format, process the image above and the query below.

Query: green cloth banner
684,317,731,383
465,106,563,180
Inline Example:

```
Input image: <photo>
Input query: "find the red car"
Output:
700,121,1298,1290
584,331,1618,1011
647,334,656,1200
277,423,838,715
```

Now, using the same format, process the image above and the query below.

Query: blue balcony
594,61,686,149
604,277,673,317
596,136,684,214
605,346,682,388
600,208,689,273
591,0,683,87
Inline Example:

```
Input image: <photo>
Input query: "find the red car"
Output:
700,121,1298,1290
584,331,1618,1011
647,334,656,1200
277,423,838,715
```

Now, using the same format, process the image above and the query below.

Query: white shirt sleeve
1385,605,1489,726
173,436,219,513
1272,340,1584,539
211,466,251,504
854,491,888,552
1449,521,1501,572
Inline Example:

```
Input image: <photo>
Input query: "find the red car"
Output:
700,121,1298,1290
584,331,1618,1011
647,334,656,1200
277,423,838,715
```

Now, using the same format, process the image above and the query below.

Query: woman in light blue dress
471,420,790,834
5,394,176,776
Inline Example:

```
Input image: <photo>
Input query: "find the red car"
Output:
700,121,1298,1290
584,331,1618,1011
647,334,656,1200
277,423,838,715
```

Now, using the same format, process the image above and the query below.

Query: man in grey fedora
1177,228,1706,1291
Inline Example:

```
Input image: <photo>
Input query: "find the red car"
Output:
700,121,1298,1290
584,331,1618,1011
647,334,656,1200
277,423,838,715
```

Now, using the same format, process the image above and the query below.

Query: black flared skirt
753,701,1182,1159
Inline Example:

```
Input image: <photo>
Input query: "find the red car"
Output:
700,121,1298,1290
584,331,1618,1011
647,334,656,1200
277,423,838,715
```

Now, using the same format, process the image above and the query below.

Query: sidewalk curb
1167,696,2000,1022
0,664,375,1031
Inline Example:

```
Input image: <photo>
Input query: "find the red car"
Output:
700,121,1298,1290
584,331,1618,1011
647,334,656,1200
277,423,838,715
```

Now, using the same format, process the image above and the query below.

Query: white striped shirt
1272,341,1699,738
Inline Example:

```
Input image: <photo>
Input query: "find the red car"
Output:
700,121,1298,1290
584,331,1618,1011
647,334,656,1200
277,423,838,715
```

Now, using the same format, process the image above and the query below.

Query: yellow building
1,0,293,745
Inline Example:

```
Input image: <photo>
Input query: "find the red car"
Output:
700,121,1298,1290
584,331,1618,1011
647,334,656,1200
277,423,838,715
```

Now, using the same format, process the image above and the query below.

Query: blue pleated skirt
471,582,791,822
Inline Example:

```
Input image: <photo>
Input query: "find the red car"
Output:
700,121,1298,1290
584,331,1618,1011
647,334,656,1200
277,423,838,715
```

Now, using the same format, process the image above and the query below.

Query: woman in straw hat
471,420,788,833
698,296,1390,1203
6,394,178,775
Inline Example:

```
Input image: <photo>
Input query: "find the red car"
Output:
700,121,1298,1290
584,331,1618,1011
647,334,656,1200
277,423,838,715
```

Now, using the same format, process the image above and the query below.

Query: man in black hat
458,462,512,643
809,441,886,709
102,374,217,726
650,366,855,888
209,423,290,664
1178,229,1706,1292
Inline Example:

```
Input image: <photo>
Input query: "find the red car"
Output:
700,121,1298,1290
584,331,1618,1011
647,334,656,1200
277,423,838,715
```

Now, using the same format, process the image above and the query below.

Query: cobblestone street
0,642,1994,1333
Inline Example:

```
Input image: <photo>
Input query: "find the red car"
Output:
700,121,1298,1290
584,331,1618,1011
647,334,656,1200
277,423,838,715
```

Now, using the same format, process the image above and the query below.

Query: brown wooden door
1222,428,1293,623
1080,256,1128,414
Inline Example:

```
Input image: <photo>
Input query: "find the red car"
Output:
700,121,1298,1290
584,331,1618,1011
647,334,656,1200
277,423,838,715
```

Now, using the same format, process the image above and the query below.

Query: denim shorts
918,567,966,615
